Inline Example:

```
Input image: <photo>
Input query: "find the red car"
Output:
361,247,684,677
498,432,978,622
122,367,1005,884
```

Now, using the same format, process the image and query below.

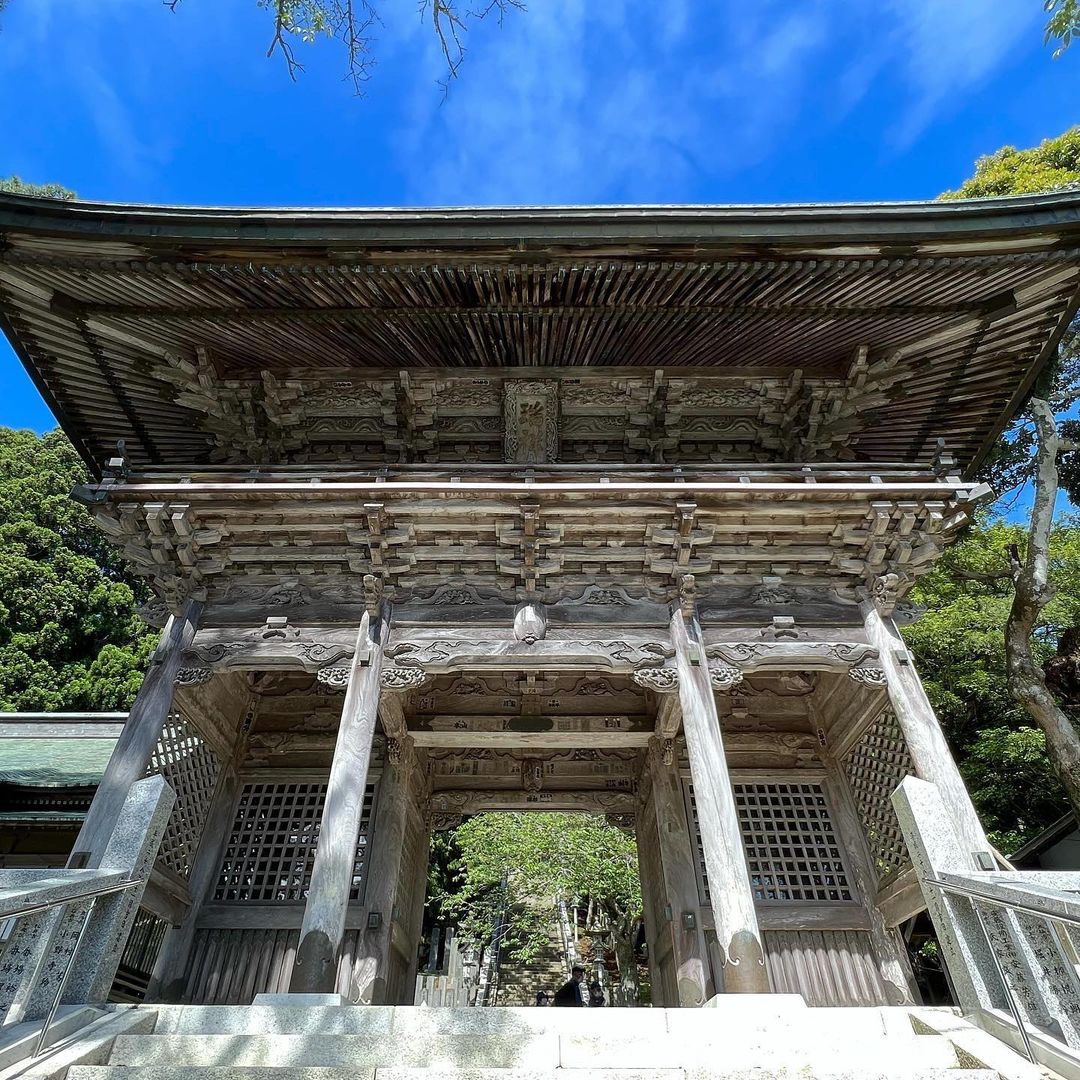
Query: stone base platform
6,998,1048,1080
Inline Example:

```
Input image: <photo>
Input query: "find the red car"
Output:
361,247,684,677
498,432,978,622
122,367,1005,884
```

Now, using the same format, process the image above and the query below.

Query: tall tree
921,129,1080,823
0,428,155,711
904,519,1080,848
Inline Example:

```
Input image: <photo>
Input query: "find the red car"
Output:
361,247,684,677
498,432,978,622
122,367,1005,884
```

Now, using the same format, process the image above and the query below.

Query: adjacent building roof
2,193,1079,475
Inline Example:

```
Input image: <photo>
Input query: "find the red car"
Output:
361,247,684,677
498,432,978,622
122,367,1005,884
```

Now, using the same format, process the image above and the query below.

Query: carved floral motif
632,666,679,694
316,665,351,689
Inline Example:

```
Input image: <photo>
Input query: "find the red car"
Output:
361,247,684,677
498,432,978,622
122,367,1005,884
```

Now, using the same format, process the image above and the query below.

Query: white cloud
882,0,1041,145
393,0,833,205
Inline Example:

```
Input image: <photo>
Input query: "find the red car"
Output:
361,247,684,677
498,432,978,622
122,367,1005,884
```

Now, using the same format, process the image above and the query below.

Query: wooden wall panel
764,929,889,1006
181,927,367,1005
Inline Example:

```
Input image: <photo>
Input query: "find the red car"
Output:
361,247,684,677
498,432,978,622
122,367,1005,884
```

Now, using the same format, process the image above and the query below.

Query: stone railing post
891,776,1004,1015
0,774,175,1024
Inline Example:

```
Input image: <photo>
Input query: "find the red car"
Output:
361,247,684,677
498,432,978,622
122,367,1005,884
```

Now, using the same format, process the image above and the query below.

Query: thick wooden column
291,611,385,994
647,739,712,1006
823,759,918,1004
353,736,416,1004
71,601,202,868
861,601,990,863
671,608,768,993
147,765,240,1001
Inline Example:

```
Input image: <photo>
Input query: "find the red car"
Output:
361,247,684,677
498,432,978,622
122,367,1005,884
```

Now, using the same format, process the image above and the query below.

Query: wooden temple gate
2,193,1079,1009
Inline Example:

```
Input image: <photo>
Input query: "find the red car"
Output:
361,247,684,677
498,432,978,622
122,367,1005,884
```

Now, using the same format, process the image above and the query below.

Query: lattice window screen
148,713,221,878
734,782,852,902
214,781,375,902
841,707,914,882
686,780,853,903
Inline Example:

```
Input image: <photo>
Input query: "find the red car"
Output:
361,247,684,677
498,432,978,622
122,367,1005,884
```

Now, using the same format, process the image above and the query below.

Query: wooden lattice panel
842,707,914,881
214,781,375,903
148,714,221,878
686,780,853,903
734,782,852,902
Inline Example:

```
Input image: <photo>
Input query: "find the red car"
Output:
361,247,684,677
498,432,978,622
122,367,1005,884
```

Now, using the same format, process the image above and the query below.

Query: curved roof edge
2,190,1080,248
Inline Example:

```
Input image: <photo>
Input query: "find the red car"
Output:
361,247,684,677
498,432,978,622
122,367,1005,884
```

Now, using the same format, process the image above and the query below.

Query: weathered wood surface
861,602,990,863
352,739,415,1004
671,607,768,993
71,602,201,868
646,739,713,1006
290,613,385,994
86,472,982,615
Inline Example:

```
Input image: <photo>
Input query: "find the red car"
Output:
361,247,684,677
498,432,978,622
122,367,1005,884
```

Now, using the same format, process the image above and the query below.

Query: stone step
108,1027,958,1074
151,1004,673,1037
558,1033,958,1072
68,1068,1001,1080
109,1034,562,1070
70,1070,377,1080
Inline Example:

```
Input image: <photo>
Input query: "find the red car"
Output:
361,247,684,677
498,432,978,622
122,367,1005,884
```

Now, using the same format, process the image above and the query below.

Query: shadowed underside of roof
2,194,1080,475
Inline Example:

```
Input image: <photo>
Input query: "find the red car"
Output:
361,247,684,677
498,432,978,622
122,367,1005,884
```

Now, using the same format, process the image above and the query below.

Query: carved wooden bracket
185,621,367,673
175,667,214,687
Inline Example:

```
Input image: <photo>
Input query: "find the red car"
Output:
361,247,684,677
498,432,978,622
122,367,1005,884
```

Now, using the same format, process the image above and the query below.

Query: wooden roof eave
2,191,1080,258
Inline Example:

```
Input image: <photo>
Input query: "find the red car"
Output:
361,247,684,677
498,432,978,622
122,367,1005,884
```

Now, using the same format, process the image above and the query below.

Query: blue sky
0,0,1076,495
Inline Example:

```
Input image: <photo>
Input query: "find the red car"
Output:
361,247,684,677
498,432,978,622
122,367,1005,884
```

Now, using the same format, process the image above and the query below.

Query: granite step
108,1033,562,1070
67,1069,1002,1080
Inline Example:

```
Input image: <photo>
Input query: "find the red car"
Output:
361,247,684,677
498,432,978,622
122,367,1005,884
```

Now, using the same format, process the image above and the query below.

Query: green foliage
431,813,641,963
0,176,75,200
904,518,1080,846
941,127,1080,200
0,428,156,711
1046,0,1080,56
169,0,523,94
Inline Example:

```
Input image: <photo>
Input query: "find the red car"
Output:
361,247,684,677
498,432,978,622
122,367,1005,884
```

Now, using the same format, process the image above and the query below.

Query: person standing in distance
553,965,586,1006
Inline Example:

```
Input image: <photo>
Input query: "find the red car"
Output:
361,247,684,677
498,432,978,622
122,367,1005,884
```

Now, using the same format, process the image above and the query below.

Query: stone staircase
495,919,570,1006
9,995,1048,1080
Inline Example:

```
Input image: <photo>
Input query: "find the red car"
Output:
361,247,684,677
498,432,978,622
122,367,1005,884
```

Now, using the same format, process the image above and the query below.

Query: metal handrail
926,875,1080,929
2,879,141,923
0,877,143,1059
926,874,1080,1064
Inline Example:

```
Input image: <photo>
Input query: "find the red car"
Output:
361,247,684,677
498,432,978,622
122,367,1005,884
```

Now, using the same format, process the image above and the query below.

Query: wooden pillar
71,601,202,868
353,736,415,1004
823,759,919,1004
147,764,240,1002
647,739,712,1006
290,611,385,994
861,601,990,863
634,796,671,1005
671,607,768,993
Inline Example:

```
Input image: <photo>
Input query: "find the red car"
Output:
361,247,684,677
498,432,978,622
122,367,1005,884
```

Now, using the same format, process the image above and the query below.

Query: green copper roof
0,738,116,787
